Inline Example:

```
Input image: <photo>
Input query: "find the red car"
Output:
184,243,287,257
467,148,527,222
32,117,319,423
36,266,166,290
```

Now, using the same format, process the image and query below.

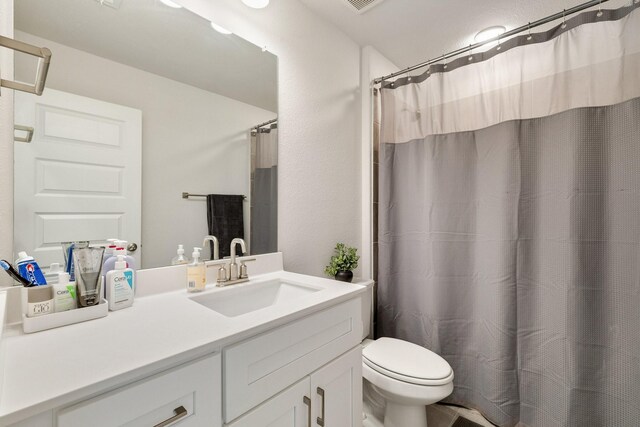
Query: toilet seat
363,337,453,386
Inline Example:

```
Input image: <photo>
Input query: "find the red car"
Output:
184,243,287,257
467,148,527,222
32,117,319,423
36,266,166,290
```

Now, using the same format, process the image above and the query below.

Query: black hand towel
206,194,245,258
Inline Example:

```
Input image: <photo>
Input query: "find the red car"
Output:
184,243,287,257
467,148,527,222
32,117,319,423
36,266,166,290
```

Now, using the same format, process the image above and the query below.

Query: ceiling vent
343,0,386,14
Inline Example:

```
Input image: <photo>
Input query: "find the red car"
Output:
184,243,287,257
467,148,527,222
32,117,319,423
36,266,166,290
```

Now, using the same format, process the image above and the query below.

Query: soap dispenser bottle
106,255,135,311
102,240,136,285
186,247,206,293
172,244,189,265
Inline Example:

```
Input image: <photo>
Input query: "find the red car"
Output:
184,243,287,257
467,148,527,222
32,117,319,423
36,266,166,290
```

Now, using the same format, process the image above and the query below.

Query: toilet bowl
359,281,453,427
362,337,454,427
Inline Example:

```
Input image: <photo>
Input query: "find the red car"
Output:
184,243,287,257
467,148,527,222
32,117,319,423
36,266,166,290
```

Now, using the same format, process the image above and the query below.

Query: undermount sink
189,278,322,317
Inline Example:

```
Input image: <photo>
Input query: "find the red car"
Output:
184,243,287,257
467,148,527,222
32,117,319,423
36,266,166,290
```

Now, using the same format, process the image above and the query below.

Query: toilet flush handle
316,387,325,426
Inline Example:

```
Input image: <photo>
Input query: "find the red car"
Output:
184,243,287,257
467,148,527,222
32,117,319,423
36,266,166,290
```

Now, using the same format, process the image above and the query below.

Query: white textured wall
360,46,399,280
178,0,362,277
14,32,275,269
0,1,13,287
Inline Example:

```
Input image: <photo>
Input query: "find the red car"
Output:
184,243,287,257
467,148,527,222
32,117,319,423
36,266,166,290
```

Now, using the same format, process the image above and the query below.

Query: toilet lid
363,338,453,385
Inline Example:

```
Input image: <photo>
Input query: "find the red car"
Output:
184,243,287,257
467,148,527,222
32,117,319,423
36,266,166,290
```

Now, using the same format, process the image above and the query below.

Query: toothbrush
0,259,33,287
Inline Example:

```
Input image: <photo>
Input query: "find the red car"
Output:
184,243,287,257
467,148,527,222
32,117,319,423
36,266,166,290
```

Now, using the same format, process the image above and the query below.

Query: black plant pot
335,270,353,283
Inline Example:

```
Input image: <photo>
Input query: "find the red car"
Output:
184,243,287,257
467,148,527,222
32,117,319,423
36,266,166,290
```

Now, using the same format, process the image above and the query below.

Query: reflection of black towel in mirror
206,194,245,258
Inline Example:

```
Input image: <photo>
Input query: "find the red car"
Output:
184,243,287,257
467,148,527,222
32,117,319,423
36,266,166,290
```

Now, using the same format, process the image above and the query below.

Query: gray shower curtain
377,5,640,427
250,124,278,254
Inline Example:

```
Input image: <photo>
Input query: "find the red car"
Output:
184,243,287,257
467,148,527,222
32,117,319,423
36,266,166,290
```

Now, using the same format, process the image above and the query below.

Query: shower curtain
250,124,278,254
377,5,640,427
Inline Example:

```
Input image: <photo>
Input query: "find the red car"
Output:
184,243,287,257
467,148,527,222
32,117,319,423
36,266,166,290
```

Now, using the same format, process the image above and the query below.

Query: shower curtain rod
373,0,611,84
252,118,278,131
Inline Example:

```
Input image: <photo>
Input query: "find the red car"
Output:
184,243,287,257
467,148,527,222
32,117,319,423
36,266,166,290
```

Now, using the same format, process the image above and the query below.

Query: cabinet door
226,378,311,427
309,346,362,427
57,354,221,427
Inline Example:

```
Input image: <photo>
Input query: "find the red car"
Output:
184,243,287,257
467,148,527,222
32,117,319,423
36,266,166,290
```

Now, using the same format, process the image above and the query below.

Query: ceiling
15,0,278,112
299,0,632,70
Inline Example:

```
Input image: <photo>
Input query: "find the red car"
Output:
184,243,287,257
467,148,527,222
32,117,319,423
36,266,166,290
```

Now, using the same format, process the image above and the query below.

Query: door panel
310,346,363,427
225,378,311,427
14,89,142,267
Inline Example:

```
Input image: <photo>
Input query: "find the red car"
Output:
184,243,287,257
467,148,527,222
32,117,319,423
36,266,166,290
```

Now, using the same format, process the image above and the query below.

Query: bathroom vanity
0,253,371,426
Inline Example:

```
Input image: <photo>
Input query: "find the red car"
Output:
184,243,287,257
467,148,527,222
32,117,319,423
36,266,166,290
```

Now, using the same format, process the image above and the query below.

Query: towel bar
182,192,247,200
0,35,51,96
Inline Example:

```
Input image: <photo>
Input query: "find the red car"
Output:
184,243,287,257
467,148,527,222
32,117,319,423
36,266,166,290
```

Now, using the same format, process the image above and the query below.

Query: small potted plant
324,243,359,283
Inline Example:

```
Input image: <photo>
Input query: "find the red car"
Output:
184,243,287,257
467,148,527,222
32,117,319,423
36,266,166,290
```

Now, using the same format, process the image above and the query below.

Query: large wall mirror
13,0,278,269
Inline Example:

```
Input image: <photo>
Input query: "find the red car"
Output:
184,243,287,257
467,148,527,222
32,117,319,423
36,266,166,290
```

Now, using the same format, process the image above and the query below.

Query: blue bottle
15,251,47,286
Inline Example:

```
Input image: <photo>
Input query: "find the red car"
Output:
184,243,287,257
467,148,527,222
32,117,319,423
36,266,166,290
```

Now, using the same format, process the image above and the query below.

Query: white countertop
0,267,370,425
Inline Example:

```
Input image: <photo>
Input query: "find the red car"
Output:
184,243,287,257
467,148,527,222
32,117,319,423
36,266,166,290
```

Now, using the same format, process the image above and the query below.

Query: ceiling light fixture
159,0,182,8
474,26,506,43
210,22,233,35
241,0,270,9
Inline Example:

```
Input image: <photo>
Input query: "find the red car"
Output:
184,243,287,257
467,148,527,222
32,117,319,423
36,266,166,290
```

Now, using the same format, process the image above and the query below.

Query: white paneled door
14,89,142,268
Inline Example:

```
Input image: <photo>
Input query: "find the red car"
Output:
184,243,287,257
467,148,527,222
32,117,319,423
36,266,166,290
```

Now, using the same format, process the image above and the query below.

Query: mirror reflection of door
13,89,142,268
13,0,278,269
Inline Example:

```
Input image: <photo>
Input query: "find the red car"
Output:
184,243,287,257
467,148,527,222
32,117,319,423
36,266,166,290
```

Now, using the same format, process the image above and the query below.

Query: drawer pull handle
303,396,312,427
316,387,325,426
154,405,188,427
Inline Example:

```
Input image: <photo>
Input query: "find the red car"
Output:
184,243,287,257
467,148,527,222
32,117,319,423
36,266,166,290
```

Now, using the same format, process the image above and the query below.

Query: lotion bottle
53,271,77,312
186,247,205,293
102,241,136,289
106,255,135,311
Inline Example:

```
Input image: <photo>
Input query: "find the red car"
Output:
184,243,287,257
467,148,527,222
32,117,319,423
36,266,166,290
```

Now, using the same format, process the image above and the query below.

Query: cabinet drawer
57,353,221,427
224,298,362,422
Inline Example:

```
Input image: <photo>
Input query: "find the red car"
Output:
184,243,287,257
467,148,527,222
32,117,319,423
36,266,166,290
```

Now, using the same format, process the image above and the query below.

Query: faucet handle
216,264,228,283
239,263,248,279
238,258,256,279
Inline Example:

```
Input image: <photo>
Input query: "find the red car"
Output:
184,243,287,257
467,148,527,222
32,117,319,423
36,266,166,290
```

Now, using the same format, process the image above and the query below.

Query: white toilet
360,284,454,427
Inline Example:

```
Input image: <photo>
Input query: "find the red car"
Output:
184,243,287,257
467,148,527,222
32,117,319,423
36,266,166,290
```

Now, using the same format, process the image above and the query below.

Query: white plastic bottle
186,247,206,293
106,255,135,311
103,238,119,260
53,271,77,312
102,240,136,283
45,262,62,285
171,244,189,265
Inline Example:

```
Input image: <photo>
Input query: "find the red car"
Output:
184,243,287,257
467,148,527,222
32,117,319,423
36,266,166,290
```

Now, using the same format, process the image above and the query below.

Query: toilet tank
358,280,375,340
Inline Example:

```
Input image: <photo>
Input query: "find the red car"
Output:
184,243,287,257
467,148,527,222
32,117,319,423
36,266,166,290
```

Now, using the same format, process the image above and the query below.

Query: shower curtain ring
527,22,533,41
597,0,603,17
468,45,474,61
561,9,567,29
496,36,502,51
443,54,448,70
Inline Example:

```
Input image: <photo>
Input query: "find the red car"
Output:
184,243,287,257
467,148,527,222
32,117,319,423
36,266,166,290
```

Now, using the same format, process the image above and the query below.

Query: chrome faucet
229,238,246,280
215,237,255,286
202,235,219,261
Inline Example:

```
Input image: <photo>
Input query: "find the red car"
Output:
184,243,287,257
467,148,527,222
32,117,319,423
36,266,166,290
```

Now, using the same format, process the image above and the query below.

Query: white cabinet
5,295,365,427
310,346,362,427
56,353,221,427
9,353,222,427
226,346,362,427
225,379,311,427
224,298,363,421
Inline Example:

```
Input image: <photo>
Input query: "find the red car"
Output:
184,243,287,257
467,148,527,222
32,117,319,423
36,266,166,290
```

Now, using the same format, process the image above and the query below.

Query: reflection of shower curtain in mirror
251,125,278,254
